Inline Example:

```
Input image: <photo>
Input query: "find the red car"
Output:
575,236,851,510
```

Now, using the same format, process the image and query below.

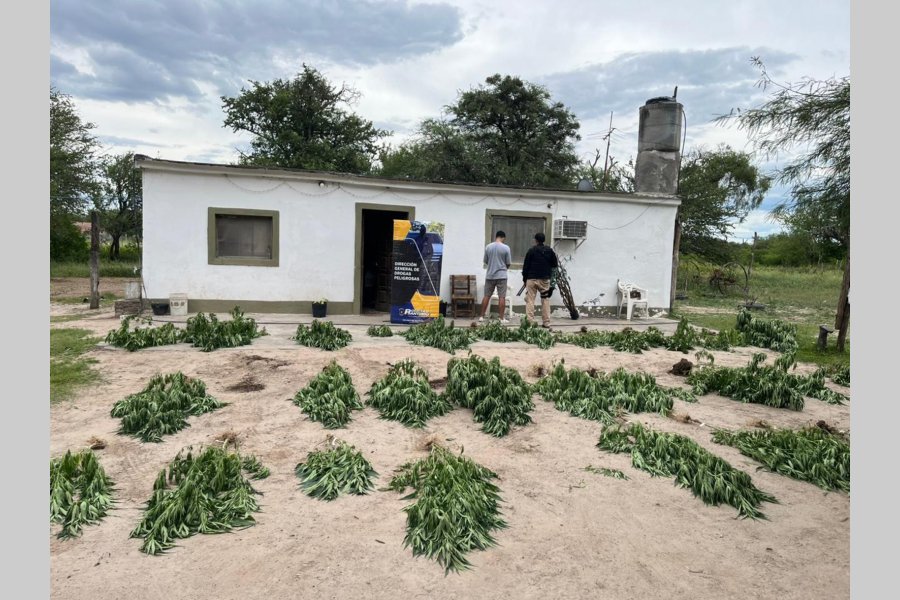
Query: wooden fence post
90,210,100,310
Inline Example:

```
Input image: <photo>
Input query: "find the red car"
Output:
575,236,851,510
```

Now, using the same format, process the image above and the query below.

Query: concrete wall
142,165,679,312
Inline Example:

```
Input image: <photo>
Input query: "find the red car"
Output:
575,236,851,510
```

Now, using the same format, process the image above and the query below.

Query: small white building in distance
136,98,684,317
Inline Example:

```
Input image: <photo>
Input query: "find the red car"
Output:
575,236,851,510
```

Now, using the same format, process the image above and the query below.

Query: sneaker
499,319,510,324
478,316,484,322
541,324,551,329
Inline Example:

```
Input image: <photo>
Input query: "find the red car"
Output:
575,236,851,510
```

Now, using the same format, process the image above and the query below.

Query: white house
136,155,680,317
136,96,687,318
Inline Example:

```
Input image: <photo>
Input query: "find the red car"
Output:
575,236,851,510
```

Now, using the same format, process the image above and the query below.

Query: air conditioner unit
553,219,588,240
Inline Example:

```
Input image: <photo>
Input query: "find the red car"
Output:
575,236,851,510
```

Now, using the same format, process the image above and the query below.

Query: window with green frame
485,209,551,267
207,207,280,267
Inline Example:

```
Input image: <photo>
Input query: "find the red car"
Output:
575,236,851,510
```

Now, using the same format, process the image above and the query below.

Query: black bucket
151,302,170,316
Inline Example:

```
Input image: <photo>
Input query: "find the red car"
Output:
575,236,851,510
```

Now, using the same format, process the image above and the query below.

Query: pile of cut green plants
131,445,268,555
735,308,798,354
50,450,114,539
401,316,476,354
182,306,267,351
104,315,185,351
597,422,777,519
558,318,740,354
444,354,534,437
687,352,848,410
111,372,225,442
387,445,506,574
293,361,363,428
475,317,556,349
366,324,394,337
535,362,695,424
366,359,453,427
828,364,850,387
295,439,378,500
294,320,353,351
712,425,850,493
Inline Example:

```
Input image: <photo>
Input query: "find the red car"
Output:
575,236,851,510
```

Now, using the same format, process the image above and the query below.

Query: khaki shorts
484,278,508,297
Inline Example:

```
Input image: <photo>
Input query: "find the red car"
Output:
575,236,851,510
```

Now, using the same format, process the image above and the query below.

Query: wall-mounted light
318,181,326,188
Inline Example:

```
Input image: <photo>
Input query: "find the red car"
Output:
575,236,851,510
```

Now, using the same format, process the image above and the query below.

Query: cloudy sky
50,0,850,241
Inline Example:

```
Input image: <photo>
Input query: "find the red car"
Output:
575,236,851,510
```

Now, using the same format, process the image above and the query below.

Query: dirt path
50,314,850,600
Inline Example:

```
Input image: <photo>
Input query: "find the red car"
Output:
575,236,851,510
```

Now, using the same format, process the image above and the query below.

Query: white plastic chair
490,289,513,320
617,280,649,320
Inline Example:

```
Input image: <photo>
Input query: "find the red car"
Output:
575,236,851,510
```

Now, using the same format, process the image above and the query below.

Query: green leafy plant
598,422,777,519
558,321,741,353
131,446,266,555
293,361,363,428
50,450,114,539
535,363,694,424
515,318,556,349
388,445,506,574
366,324,394,337
104,316,185,351
183,306,267,351
110,372,225,442
583,465,629,480
366,359,453,427
735,308,798,354
401,316,476,354
241,455,271,479
295,440,378,500
712,426,849,493
687,353,847,410
444,354,534,436
294,320,353,351
828,364,850,387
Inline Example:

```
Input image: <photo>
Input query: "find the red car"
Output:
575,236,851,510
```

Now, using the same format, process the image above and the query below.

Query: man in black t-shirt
521,232,558,328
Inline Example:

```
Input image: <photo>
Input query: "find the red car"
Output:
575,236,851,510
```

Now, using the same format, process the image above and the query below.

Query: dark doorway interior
361,209,408,312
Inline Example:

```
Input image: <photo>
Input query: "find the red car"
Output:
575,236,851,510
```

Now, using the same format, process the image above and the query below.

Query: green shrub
110,372,224,442
687,353,847,410
295,441,377,500
366,359,453,427
50,450,114,539
402,316,476,354
598,423,777,519
294,320,353,350
183,306,267,351
293,361,363,428
713,426,849,492
366,324,394,337
105,316,185,351
131,446,265,555
388,445,506,574
735,308,798,354
445,354,533,437
535,363,692,424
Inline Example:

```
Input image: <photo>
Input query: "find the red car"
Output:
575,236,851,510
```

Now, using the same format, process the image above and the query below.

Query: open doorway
360,208,410,313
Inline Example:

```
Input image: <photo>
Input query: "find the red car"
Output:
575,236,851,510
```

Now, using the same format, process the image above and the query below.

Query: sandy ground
50,306,850,600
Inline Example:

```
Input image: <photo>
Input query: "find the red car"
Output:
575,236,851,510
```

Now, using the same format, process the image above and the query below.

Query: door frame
354,203,416,315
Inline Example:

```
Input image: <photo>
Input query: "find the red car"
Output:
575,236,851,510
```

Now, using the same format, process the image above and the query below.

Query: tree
718,59,850,349
96,152,142,260
677,146,771,257
573,148,635,193
379,74,582,188
50,87,101,215
221,65,388,173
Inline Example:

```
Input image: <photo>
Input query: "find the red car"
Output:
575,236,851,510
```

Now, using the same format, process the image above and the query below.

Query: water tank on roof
638,97,683,153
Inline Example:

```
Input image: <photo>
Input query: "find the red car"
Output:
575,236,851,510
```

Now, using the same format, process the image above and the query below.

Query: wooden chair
450,275,477,318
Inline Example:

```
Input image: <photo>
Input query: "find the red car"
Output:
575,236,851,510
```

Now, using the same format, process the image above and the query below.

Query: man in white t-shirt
478,231,512,323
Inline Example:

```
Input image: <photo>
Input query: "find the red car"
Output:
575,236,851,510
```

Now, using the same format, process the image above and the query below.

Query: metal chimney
634,96,683,194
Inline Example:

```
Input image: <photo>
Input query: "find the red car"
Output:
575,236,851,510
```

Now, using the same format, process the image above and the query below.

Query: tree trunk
669,212,682,313
90,211,100,310
834,251,850,352
109,234,121,261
